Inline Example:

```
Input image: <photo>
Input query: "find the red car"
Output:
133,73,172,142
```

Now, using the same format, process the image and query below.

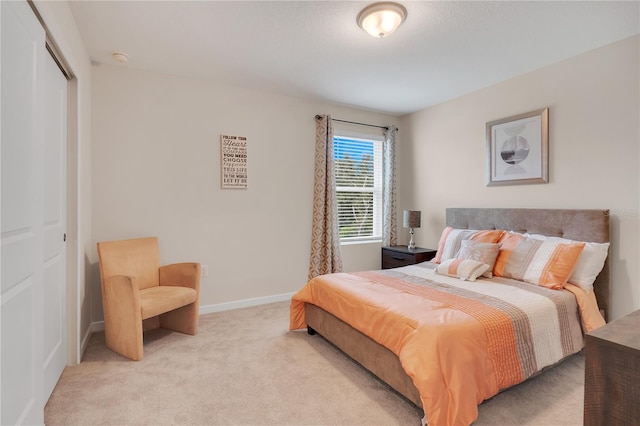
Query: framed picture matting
486,107,549,186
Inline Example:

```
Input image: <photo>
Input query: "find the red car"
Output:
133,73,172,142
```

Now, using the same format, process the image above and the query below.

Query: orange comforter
290,265,584,426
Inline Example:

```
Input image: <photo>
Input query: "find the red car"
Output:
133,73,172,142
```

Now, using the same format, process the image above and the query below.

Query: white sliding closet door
1,0,67,423
1,0,46,423
42,49,68,402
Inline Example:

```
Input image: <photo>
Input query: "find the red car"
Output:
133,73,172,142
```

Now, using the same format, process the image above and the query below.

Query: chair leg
143,316,160,332
160,302,199,335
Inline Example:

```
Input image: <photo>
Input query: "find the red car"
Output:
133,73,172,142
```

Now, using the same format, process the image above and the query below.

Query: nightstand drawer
381,246,436,269
383,251,416,268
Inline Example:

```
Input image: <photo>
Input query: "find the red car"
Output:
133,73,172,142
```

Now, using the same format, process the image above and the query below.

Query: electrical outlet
201,264,209,278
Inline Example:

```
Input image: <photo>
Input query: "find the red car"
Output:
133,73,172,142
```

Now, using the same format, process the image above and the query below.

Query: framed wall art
485,107,549,186
221,134,247,189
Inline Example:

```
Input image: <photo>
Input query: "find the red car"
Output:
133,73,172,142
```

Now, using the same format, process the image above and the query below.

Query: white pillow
435,258,490,282
524,234,609,292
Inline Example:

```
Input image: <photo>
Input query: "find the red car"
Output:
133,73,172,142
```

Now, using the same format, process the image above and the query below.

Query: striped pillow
436,258,490,282
524,234,609,292
433,227,504,264
493,232,585,289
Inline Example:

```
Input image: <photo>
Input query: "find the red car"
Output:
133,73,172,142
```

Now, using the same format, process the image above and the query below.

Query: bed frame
305,208,611,410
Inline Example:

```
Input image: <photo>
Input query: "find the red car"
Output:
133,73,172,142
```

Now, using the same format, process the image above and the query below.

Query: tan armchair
97,236,200,361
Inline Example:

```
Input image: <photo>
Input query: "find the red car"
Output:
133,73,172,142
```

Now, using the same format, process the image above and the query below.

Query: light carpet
45,301,584,425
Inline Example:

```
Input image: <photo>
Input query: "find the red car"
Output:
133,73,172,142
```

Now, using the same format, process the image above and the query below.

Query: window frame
333,130,384,245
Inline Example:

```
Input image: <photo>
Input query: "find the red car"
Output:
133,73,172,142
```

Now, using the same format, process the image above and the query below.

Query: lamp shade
403,210,421,228
357,2,407,38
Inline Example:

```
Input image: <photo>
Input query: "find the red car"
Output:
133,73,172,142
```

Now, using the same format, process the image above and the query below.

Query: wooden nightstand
381,246,436,269
584,309,640,426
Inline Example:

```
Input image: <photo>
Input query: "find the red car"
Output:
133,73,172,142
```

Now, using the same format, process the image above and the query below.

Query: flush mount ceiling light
357,2,407,38
111,51,129,63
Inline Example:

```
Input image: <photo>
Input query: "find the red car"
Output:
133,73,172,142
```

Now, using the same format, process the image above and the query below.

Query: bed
290,208,610,425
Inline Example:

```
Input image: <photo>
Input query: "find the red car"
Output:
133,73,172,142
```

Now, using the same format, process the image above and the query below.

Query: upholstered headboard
446,208,611,321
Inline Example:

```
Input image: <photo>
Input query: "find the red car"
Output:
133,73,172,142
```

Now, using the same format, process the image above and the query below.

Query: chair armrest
159,262,201,292
103,275,141,309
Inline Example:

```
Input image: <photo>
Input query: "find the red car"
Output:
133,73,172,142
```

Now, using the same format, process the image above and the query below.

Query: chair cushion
139,286,198,320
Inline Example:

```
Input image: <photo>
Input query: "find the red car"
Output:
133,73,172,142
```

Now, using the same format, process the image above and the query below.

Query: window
334,134,383,243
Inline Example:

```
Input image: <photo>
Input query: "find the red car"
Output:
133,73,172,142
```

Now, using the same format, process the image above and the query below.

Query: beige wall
90,64,398,320
27,0,638,365
33,0,93,364
399,35,640,320
91,34,638,324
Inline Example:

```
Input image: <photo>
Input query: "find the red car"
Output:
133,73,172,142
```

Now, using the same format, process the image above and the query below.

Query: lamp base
408,228,416,250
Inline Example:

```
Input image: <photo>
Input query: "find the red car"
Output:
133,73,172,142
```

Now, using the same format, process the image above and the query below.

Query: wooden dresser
584,309,640,426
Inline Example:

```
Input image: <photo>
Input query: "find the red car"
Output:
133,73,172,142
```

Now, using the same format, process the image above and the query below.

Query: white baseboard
87,292,295,334
91,321,105,333
198,292,295,315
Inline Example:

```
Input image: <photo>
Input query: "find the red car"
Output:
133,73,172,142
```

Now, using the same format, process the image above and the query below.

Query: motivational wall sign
220,134,247,189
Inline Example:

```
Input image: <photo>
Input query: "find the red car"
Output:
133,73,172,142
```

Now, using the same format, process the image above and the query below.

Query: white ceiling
69,1,639,115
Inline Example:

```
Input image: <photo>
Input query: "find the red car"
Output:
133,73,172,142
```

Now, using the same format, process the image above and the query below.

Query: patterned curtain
382,125,398,246
308,115,343,279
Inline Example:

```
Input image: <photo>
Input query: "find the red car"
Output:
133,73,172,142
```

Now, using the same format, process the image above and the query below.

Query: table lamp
403,210,421,250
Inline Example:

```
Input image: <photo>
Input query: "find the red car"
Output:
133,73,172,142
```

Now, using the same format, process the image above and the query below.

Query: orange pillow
493,232,585,289
492,232,526,276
